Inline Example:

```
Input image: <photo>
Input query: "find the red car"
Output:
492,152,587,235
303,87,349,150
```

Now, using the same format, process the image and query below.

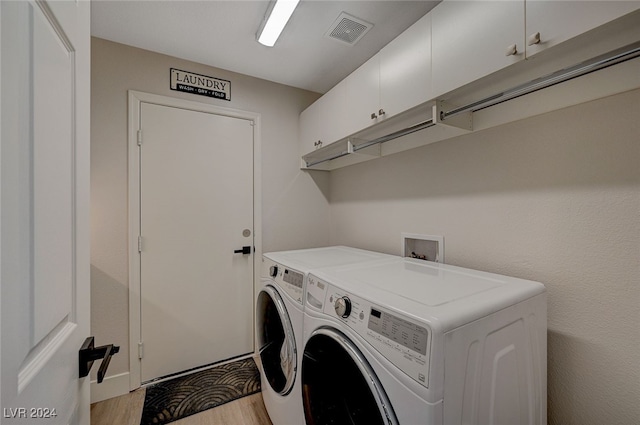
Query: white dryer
256,246,394,425
302,257,547,425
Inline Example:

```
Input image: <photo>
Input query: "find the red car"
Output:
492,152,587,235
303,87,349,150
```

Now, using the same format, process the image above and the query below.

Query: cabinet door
343,55,380,137
299,81,346,157
432,0,524,98
379,13,432,118
526,0,640,57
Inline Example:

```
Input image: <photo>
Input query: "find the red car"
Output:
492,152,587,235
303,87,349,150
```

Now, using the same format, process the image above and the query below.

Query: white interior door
138,102,254,383
1,0,90,423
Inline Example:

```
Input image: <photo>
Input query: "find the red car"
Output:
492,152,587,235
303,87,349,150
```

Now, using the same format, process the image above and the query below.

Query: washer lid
310,258,545,332
340,260,505,306
264,246,393,274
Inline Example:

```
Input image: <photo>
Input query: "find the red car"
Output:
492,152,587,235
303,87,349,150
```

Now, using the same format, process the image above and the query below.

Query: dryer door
302,328,398,425
256,285,297,395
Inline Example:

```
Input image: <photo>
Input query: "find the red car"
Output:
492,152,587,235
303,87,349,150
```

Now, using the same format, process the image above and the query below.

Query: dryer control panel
306,275,431,388
262,258,304,305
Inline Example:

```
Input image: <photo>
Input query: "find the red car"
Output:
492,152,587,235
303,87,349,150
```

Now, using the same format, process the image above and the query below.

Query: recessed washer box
402,233,444,263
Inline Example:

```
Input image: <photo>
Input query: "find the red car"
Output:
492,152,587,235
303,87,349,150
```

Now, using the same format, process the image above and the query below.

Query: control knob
269,265,278,278
334,296,352,318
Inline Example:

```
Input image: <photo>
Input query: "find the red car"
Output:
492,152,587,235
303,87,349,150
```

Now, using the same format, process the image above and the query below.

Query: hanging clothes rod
442,41,640,120
305,119,435,166
352,119,435,152
305,149,350,168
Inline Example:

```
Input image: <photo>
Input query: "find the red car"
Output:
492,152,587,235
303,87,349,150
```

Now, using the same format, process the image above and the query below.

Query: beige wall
91,38,329,381
329,88,640,424
92,37,640,423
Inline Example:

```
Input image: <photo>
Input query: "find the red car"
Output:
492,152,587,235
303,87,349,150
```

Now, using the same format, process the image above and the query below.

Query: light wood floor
90,389,272,425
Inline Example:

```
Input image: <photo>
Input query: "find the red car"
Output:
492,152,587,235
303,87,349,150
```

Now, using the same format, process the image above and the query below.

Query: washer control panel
306,275,431,388
262,259,304,304
367,308,428,357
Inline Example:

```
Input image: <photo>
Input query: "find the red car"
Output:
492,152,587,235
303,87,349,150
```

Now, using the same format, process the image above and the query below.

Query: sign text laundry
170,68,231,101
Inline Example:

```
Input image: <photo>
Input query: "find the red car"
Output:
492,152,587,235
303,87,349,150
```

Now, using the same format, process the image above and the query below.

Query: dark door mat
140,357,261,425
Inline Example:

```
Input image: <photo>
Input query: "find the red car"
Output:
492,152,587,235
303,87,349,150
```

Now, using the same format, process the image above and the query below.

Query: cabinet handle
370,112,377,120
505,44,518,56
527,32,541,46
378,109,385,116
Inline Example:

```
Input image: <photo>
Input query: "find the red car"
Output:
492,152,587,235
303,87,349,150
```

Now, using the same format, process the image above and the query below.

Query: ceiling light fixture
257,0,300,47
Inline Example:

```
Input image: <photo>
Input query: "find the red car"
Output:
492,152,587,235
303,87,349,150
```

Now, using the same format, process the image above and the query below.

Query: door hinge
137,130,143,146
138,236,143,253
138,341,144,359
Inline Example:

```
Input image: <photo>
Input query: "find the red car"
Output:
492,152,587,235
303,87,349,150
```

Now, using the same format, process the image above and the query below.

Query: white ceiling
91,0,439,94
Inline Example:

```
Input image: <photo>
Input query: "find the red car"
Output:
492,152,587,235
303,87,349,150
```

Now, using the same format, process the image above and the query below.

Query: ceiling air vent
325,12,373,46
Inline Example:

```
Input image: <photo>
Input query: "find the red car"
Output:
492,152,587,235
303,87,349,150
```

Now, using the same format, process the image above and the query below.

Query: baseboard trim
91,372,130,404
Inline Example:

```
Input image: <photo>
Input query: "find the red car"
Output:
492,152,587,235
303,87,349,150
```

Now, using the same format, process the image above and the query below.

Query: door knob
79,337,120,383
234,246,252,255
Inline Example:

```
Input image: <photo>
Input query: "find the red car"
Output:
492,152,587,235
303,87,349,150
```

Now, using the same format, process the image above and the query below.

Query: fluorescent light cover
258,0,300,47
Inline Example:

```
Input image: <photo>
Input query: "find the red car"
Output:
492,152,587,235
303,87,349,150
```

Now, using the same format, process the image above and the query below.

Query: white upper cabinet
431,0,525,98
299,79,347,158
299,0,640,169
525,0,640,57
342,12,432,140
379,13,432,119
431,0,640,99
343,54,381,137
301,12,433,158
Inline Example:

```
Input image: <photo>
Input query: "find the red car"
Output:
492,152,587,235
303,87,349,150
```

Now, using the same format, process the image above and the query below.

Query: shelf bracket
348,138,381,159
433,100,473,131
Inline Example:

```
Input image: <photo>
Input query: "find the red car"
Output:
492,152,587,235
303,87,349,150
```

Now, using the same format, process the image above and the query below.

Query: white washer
256,246,394,425
302,257,547,425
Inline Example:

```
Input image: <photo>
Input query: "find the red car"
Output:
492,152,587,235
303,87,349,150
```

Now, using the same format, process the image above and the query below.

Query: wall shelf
302,38,640,171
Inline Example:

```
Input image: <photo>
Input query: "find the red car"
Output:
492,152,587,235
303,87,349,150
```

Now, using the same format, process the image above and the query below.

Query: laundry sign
170,68,231,101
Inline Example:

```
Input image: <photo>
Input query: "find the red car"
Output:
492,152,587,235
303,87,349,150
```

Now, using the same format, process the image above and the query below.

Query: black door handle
234,246,252,255
79,337,120,383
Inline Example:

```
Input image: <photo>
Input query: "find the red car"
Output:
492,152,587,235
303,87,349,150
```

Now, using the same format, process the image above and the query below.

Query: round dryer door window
256,286,296,395
302,328,398,425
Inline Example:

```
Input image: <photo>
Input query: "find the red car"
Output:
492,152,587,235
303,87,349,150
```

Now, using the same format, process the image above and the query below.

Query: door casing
127,90,262,390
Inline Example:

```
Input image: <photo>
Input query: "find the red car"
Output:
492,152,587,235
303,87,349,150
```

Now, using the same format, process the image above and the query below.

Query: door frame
127,90,262,390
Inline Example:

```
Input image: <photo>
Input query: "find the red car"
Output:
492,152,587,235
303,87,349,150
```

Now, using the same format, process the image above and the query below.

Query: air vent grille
325,12,373,46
